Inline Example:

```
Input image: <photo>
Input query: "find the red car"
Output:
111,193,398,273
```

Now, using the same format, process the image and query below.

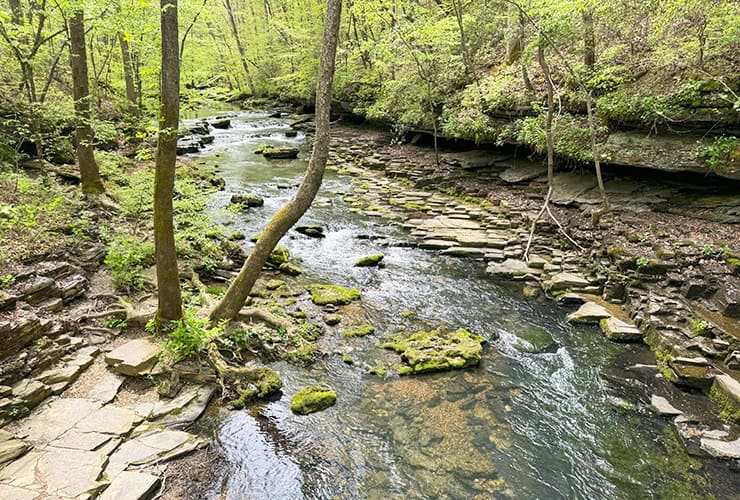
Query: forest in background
0,0,738,176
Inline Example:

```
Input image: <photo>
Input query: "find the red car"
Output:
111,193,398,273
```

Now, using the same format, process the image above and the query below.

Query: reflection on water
190,111,723,499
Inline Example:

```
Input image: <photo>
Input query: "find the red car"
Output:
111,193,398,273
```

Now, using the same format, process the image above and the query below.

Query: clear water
188,111,728,499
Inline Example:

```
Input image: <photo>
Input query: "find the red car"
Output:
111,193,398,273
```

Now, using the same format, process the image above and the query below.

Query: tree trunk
154,0,183,321
69,10,104,194
536,38,554,188
119,33,139,116
224,0,256,94
209,0,343,322
582,9,596,69
586,91,610,227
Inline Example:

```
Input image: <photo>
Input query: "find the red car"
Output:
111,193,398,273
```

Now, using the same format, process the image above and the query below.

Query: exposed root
206,343,283,409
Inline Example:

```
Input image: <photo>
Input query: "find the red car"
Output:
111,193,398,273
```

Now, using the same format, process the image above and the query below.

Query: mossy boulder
290,385,337,415
512,326,557,353
230,193,264,208
355,254,384,267
306,283,361,305
279,262,303,276
323,313,342,326
341,324,375,337
265,279,285,290
383,327,486,375
267,245,290,267
262,146,299,159
296,225,325,238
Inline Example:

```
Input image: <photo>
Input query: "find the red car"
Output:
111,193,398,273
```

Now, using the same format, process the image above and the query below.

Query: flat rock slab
51,430,113,451
499,161,547,183
99,471,161,500
0,447,108,498
106,429,205,479
650,395,682,416
154,384,216,426
19,398,101,443
0,433,28,465
546,272,590,292
568,302,612,323
105,339,161,376
600,317,643,342
85,372,125,403
487,259,531,277
75,405,142,436
701,437,740,459
551,173,597,205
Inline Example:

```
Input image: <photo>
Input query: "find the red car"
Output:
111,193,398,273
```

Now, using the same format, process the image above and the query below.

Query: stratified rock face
383,328,487,375
104,339,161,376
290,386,337,415
601,131,739,179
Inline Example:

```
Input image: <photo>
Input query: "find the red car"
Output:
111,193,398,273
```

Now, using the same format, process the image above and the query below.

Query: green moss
341,324,375,337
607,246,629,259
400,310,415,318
355,254,385,267
228,232,246,241
268,245,290,266
402,202,432,212
284,343,318,365
290,386,337,415
265,279,285,290
279,263,303,276
368,365,387,376
229,367,283,409
709,382,740,424
383,327,486,374
342,354,354,364
398,365,414,376
250,233,262,242
306,283,361,305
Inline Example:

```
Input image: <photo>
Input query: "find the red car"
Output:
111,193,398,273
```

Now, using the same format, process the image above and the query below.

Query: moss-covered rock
512,326,557,353
709,375,740,424
383,327,486,375
230,193,264,208
341,324,375,337
229,367,283,409
267,245,290,267
279,262,302,276
290,385,337,415
306,283,361,305
323,313,341,326
265,279,285,290
355,254,385,267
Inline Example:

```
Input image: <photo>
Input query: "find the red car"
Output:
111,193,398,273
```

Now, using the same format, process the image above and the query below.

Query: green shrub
153,310,226,360
105,235,155,293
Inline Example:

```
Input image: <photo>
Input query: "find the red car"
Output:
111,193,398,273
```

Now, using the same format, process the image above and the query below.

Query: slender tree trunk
210,0,343,322
119,33,139,116
537,38,554,187
69,10,104,194
582,9,596,69
224,0,256,94
154,0,183,321
586,91,610,226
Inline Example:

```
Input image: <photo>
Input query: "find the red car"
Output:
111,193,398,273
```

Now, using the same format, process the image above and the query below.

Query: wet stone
600,317,643,342
650,395,682,416
567,302,612,323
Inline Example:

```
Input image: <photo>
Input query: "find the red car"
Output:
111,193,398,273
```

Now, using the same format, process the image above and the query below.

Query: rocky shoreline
317,121,740,459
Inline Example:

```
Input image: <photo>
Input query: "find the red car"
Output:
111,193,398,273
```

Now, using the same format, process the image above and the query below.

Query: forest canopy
1,0,738,169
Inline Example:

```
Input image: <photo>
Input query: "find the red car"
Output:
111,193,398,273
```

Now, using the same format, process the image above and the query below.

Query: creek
186,110,731,499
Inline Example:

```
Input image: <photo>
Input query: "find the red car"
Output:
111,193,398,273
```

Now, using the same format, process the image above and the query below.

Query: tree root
206,343,282,409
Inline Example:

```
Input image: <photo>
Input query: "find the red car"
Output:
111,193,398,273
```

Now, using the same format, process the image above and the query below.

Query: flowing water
186,111,731,499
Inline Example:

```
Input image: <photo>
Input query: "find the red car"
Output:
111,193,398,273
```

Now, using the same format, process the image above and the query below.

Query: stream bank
161,110,739,498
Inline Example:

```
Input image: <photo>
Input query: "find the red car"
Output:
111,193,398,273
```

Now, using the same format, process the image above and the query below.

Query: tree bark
209,0,343,322
582,9,596,69
154,0,183,321
69,10,104,194
224,0,256,94
537,37,554,188
119,33,139,116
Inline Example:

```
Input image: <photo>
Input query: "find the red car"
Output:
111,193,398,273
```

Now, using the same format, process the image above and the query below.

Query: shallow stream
187,111,732,499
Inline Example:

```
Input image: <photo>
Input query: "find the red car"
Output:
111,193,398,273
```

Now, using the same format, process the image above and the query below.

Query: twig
545,203,585,251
